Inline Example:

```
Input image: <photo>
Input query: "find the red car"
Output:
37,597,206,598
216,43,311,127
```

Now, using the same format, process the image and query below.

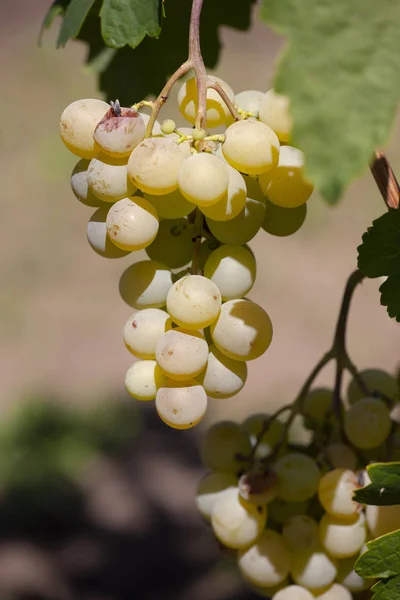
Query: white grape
87,155,136,202
347,368,399,404
235,90,265,115
123,308,172,359
155,377,207,429
204,244,256,300
106,196,159,251
155,328,208,380
87,207,131,259
258,89,293,142
166,275,221,330
119,260,173,309
313,583,352,600
177,75,235,128
262,200,307,237
71,159,103,207
222,120,280,176
325,444,357,471
344,397,391,449
242,413,285,459
319,512,366,559
275,453,321,503
336,551,373,592
210,298,273,361
128,136,191,195
178,153,229,207
366,503,400,538
195,471,237,521
237,529,292,587
282,515,319,552
60,98,109,159
291,546,337,591
206,192,266,245
318,468,359,518
302,388,332,425
145,217,194,268
138,111,162,135
200,165,246,221
125,360,162,401
93,106,145,157
144,189,194,219
272,586,314,600
200,421,252,473
197,345,247,398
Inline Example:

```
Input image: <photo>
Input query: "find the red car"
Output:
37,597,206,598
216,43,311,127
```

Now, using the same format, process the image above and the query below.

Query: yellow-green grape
197,345,247,399
123,308,172,359
60,98,109,159
178,153,229,207
200,165,246,221
344,397,391,449
313,583,352,600
222,119,280,175
206,194,266,245
166,275,221,330
336,548,374,592
155,377,207,429
259,146,314,208
119,260,173,309
268,499,309,525
144,189,194,219
319,512,366,559
200,421,252,473
128,137,191,195
347,368,399,404
258,89,293,142
87,155,136,202
125,360,162,401
262,200,307,237
325,444,357,471
146,218,193,269
239,468,279,505
87,207,131,259
282,515,319,553
71,159,103,207
192,127,206,140
106,196,159,251
272,586,315,600
274,453,321,503
242,413,285,459
177,75,235,128
155,328,208,381
161,118,176,135
318,469,359,518
204,244,256,300
138,111,162,135
94,107,145,158
291,547,337,592
195,472,237,521
237,530,292,587
210,299,273,361
366,503,400,538
302,388,333,426
235,90,265,115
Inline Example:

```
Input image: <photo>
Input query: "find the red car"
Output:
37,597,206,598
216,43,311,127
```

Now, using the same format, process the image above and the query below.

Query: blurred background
0,1,399,599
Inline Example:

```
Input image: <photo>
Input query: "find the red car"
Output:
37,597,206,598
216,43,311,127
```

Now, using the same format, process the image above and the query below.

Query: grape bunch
195,369,400,599
60,78,314,428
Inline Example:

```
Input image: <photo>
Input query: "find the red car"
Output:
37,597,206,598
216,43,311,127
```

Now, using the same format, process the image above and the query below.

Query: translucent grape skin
204,244,256,301
178,153,230,207
155,328,208,380
200,421,252,474
318,468,359,518
344,397,392,449
197,344,247,399
60,98,109,159
258,89,293,142
155,378,207,429
144,189,194,219
222,119,280,176
177,75,235,128
166,275,222,330
347,368,399,404
106,196,159,251
87,207,131,259
262,200,307,237
125,360,162,401
195,471,237,521
87,155,136,202
200,165,246,221
123,308,172,359
319,512,366,559
274,453,321,503
119,260,173,309
237,529,292,587
71,159,104,207
145,217,194,268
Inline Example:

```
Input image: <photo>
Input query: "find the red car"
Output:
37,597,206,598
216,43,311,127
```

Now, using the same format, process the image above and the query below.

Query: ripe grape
144,189,194,219
268,498,309,525
347,368,399,404
178,153,229,207
87,207,131,259
119,260,173,309
344,397,391,449
336,550,372,592
204,244,256,301
125,360,162,401
319,512,366,558
313,583,352,600
177,75,235,128
155,328,208,380
166,275,221,329
239,468,279,504
272,586,314,600
195,471,237,521
291,546,337,591
366,503,400,537
222,119,280,175
262,200,307,237
274,453,321,502
302,388,332,426
197,345,247,398
259,146,314,208
87,155,136,202
237,529,292,587
93,106,145,157
210,299,273,361
235,90,265,115
200,165,246,221
318,468,359,518
155,378,207,429
258,89,293,142
128,136,191,195
206,194,266,245
146,217,194,268
282,515,319,552
71,159,103,207
161,119,176,135
106,196,159,251
200,421,252,473
242,413,285,459
60,98,109,159
325,444,357,471
123,308,172,359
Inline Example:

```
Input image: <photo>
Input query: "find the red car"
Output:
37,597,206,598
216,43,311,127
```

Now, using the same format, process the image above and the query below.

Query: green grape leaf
260,0,400,203
39,0,69,44
354,462,400,506
57,0,97,47
100,0,161,49
356,531,400,578
369,575,400,600
380,274,400,321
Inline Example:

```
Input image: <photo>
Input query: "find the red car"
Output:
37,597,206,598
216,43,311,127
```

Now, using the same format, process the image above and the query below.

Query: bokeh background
0,1,399,599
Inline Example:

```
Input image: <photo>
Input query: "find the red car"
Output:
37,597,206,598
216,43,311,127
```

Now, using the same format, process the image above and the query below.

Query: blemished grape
242,413,285,459
259,146,314,208
313,583,352,600
128,136,191,195
161,118,176,135
291,546,337,591
178,153,230,207
71,159,104,207
206,194,266,245
94,106,145,158
195,471,237,521
60,98,109,159
125,360,162,401
319,512,366,559
119,260,173,309
210,298,273,361
87,207,131,259
347,368,399,404
177,75,235,128
155,327,208,380
123,308,172,359
275,453,321,503
144,189,194,219
200,165,247,221
138,111,163,135
237,530,292,587
239,468,279,505
366,503,400,538
166,275,221,330
146,218,194,269
200,421,252,473
155,377,207,429
235,90,265,115
258,89,293,142
197,345,247,398
204,244,256,301
222,119,280,175
318,468,359,518
272,586,314,600
262,200,307,237
325,444,357,471
282,515,319,552
344,397,391,449
302,388,333,426
106,196,159,251
87,155,136,202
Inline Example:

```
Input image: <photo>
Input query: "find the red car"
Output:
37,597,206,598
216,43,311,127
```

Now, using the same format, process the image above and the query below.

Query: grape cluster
196,369,400,599
60,79,314,428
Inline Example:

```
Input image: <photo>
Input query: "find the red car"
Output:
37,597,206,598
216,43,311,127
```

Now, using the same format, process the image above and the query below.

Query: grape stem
206,78,240,121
